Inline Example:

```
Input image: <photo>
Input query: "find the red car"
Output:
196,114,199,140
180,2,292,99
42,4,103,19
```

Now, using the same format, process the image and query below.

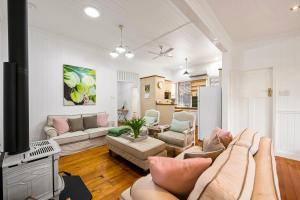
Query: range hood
3,0,30,154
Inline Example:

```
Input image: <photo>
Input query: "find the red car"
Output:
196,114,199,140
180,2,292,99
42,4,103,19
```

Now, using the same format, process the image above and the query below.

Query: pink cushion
149,156,212,198
97,112,109,127
215,127,233,147
53,117,69,135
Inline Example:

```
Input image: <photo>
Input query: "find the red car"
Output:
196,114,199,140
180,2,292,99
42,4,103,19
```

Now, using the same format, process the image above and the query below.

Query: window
177,81,191,107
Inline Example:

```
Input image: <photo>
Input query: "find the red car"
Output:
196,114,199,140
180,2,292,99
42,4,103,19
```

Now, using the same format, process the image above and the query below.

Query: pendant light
115,25,126,54
109,51,119,58
110,25,134,59
125,51,135,58
183,57,189,76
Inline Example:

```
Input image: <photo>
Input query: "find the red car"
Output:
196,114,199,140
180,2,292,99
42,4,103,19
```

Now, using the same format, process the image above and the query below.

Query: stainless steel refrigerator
198,87,222,140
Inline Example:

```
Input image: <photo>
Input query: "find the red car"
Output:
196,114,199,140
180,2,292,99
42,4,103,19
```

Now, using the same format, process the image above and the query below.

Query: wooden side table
147,125,170,138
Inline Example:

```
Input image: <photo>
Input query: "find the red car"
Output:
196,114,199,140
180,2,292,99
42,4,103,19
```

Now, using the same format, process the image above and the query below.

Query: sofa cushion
81,113,97,118
83,116,98,129
68,117,84,132
97,112,109,127
85,127,112,138
252,138,281,200
184,149,224,161
203,133,225,152
173,112,194,128
216,128,233,148
170,119,190,133
130,175,179,200
188,142,256,200
52,131,89,145
228,128,253,147
158,131,192,147
233,128,260,155
149,156,212,198
175,145,203,159
106,135,165,160
52,117,69,135
143,116,156,126
120,188,132,200
47,114,81,127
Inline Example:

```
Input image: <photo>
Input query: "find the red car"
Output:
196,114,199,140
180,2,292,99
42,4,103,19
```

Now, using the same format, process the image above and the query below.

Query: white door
231,68,273,138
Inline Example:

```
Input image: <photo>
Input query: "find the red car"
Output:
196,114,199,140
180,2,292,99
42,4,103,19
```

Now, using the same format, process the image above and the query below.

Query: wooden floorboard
59,145,300,200
276,156,300,200
59,145,143,200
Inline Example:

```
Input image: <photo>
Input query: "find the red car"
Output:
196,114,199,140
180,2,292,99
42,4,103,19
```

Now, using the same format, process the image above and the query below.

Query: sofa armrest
160,125,171,133
182,128,194,135
44,126,58,138
131,175,179,200
183,128,194,146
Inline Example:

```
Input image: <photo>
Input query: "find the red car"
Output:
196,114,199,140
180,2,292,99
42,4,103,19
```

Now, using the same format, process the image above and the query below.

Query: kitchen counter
175,106,197,110
156,103,177,105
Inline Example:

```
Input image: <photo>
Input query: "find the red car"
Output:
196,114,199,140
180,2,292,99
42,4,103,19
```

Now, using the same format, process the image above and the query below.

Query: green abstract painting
63,64,96,105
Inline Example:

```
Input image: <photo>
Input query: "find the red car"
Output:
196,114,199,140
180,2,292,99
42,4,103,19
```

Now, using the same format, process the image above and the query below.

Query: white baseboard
275,150,300,161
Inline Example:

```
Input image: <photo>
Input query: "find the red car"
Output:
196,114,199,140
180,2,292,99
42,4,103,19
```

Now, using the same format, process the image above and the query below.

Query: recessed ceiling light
290,5,300,11
84,6,100,18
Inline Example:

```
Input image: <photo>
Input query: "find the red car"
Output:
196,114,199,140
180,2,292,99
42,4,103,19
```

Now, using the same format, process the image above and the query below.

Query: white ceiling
207,0,300,42
0,0,221,71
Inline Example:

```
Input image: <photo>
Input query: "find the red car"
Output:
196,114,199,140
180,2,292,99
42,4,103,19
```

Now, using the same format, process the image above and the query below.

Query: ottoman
106,135,167,170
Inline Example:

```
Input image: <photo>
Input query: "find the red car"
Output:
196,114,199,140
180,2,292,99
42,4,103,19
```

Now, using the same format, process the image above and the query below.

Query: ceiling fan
148,45,174,60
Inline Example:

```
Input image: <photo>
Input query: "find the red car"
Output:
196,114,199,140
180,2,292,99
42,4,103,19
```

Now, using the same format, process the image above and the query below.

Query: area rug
60,176,92,200
60,137,107,156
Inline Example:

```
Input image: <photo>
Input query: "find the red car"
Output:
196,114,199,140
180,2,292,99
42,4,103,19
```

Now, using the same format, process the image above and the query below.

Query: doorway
117,82,138,120
231,68,273,138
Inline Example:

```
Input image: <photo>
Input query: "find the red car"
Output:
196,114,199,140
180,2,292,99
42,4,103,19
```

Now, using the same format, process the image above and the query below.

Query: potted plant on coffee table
124,118,146,141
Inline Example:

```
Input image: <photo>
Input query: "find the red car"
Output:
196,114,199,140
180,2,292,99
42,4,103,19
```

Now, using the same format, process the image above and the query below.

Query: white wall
171,60,222,82
232,35,300,160
0,24,120,149
0,20,176,150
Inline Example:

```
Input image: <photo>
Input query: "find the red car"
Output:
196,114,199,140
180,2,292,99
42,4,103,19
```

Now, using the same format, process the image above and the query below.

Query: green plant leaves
125,118,146,138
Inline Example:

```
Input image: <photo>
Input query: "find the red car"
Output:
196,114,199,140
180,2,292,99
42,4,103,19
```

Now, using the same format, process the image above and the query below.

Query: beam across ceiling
170,0,232,52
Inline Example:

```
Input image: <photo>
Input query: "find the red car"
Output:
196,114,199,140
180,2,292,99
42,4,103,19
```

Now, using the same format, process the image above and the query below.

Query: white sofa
44,113,115,155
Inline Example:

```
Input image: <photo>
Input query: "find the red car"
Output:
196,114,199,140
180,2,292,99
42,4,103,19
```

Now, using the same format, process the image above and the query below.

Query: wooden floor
59,145,143,200
276,157,300,200
60,145,300,200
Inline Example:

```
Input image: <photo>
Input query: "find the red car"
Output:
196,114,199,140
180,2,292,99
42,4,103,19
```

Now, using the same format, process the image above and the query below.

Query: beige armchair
143,109,160,126
157,111,195,154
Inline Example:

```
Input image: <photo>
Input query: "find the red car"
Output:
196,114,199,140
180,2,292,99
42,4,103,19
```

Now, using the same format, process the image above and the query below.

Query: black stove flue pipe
3,0,30,154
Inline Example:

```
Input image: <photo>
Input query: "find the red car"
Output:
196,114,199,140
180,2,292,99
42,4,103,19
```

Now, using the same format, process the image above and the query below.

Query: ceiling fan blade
152,55,160,60
162,48,174,54
165,54,173,58
148,51,159,55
